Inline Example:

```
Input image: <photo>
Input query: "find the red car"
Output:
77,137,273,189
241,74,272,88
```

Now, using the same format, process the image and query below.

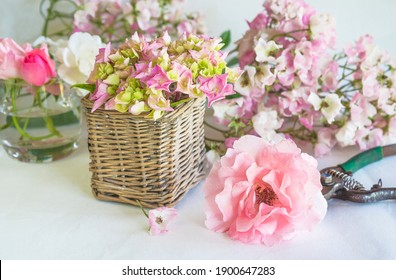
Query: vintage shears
320,144,396,203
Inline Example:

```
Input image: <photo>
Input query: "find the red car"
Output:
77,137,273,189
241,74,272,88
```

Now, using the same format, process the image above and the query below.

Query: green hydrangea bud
107,85,118,96
133,90,144,100
167,69,179,81
190,62,199,79
104,73,120,86
121,49,138,60
214,61,227,75
198,59,214,77
115,103,129,113
97,63,114,80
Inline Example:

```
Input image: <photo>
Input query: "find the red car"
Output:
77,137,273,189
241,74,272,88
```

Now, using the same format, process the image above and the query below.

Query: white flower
308,93,342,124
309,13,336,40
234,66,256,96
129,101,148,115
254,64,276,88
350,99,377,128
307,92,322,110
383,117,396,145
254,39,282,64
335,121,358,147
321,94,343,124
55,32,104,93
378,88,395,115
252,106,284,142
361,46,387,70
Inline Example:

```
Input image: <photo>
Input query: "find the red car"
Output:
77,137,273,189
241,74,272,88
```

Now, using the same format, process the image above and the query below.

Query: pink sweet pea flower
20,46,56,86
204,135,327,245
224,137,238,149
248,12,268,30
199,74,234,107
148,207,177,235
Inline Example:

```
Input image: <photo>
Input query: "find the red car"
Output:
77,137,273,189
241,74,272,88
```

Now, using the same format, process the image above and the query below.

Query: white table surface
0,134,395,260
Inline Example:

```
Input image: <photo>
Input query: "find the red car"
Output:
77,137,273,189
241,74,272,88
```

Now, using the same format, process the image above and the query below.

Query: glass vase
0,79,82,163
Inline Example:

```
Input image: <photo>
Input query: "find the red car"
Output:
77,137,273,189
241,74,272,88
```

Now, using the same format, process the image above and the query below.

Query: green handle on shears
339,146,384,173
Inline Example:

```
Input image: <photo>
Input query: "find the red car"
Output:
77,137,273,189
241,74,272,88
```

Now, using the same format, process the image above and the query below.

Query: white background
1,0,396,260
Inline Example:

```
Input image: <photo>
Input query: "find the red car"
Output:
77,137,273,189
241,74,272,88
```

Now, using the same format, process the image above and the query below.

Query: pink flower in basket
204,135,327,245
84,32,243,120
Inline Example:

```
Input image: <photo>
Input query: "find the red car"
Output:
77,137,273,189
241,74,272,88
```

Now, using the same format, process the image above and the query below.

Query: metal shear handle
320,145,396,203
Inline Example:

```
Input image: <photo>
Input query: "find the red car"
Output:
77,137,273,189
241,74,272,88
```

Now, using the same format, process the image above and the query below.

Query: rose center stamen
156,216,163,224
254,181,278,206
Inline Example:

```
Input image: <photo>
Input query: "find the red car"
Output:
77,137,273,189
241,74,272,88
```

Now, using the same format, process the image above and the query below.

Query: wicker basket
81,97,206,208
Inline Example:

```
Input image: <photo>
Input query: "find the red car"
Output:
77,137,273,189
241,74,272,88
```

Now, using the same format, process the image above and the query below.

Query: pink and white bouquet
0,38,56,87
43,0,205,43
81,32,242,120
0,37,73,142
209,0,396,157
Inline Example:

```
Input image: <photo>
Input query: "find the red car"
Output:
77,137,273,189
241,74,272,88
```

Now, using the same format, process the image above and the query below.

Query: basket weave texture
82,97,206,208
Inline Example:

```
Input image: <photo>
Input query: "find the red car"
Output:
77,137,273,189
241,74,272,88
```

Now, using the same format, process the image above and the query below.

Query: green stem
41,0,56,37
10,84,60,141
269,29,309,41
136,200,149,218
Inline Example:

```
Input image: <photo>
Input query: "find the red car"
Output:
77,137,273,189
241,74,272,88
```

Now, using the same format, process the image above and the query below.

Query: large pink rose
204,135,327,245
20,46,56,86
0,38,30,80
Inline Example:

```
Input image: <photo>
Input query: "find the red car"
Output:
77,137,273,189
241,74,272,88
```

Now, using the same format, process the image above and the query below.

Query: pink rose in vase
0,38,31,80
20,46,56,86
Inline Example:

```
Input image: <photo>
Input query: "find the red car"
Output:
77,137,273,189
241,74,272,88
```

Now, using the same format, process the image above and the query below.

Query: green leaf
227,56,239,67
72,83,96,93
220,30,231,50
171,98,191,108
226,93,242,100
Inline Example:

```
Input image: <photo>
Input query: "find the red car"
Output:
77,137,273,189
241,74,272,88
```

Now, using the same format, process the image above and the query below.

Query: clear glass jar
0,79,82,163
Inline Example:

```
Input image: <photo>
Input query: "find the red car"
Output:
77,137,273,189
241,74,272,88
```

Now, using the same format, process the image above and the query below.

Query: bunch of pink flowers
85,32,241,120
72,0,205,43
210,0,396,157
0,38,56,87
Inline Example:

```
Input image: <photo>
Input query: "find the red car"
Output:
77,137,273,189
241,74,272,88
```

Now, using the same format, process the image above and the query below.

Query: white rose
56,32,104,94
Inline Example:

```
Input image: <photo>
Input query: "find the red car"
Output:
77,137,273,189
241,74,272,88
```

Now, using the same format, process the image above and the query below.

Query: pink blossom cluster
73,0,206,43
88,32,242,120
0,38,56,87
330,35,396,153
210,0,396,157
